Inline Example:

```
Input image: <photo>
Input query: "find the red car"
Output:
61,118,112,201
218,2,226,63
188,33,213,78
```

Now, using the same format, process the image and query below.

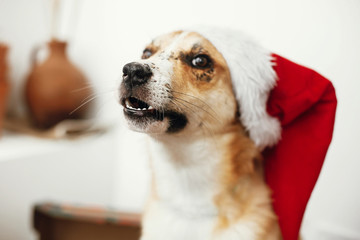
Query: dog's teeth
125,99,131,108
124,98,154,111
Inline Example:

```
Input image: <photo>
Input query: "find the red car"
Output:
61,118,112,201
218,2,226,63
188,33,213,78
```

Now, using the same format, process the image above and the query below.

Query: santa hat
191,27,337,240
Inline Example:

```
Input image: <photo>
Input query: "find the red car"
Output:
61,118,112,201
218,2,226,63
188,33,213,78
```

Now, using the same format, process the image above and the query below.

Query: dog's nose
122,62,152,88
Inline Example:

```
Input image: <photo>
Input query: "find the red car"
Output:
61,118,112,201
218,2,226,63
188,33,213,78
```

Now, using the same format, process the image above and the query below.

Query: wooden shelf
0,131,102,162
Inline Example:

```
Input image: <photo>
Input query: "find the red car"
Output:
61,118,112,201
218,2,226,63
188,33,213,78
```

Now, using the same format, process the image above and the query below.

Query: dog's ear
190,27,281,150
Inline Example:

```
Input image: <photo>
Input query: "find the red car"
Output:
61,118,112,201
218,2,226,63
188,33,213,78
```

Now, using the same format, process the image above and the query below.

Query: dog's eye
142,49,153,59
191,55,211,69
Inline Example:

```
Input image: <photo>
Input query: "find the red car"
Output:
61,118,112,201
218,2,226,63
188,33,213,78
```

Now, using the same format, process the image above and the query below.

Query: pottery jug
0,43,10,137
25,39,93,129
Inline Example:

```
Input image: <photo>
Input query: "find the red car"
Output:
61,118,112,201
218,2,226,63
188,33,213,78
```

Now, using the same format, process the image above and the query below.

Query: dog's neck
147,124,259,219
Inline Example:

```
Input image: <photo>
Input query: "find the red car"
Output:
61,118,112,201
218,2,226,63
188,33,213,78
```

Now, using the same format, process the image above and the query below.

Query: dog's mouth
121,97,163,120
120,95,188,133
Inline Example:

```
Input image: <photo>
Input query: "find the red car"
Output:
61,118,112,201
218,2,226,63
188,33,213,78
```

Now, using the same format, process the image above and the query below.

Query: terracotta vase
0,43,10,137
25,39,93,129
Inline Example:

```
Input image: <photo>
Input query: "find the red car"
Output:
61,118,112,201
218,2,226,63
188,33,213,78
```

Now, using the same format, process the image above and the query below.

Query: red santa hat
191,27,337,240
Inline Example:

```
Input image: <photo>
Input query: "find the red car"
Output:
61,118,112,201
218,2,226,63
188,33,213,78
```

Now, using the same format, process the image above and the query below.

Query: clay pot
0,43,10,137
25,39,93,129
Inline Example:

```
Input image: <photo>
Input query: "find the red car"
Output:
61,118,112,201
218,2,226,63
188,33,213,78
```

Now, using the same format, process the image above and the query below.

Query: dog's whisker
169,99,183,112
172,96,217,119
80,89,116,104
172,96,220,123
69,95,99,115
171,90,218,116
71,84,95,93
171,99,213,133
171,99,216,139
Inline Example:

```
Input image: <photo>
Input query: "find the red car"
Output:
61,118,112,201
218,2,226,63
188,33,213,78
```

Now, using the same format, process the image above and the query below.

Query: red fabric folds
263,54,337,240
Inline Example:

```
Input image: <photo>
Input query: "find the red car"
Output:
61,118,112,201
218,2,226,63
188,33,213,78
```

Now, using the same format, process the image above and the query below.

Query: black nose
122,62,152,88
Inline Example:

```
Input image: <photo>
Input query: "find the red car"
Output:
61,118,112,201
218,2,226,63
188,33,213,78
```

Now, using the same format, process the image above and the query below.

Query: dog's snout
123,62,152,88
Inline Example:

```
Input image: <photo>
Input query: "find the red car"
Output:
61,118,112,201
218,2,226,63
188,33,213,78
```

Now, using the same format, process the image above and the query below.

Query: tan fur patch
212,124,280,239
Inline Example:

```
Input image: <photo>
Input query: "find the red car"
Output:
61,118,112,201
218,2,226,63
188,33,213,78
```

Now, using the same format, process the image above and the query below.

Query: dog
119,28,282,240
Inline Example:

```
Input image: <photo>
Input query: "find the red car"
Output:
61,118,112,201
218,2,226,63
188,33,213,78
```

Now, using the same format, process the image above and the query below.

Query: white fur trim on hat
188,26,281,150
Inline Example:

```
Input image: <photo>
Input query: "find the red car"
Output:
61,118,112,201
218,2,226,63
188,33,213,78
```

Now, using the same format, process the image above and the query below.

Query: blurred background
0,0,359,239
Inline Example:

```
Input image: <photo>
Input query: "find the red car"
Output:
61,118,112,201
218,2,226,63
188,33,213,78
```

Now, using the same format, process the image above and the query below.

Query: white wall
1,0,360,239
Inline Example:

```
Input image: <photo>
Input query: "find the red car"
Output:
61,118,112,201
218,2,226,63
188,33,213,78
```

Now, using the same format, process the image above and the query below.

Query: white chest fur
149,136,221,217
141,136,220,240
140,136,274,240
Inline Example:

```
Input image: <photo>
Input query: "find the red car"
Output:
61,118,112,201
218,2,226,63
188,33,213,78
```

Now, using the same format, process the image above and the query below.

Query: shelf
0,131,105,162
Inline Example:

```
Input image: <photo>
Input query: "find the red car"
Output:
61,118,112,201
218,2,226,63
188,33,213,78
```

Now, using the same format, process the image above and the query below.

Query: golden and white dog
119,29,282,240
